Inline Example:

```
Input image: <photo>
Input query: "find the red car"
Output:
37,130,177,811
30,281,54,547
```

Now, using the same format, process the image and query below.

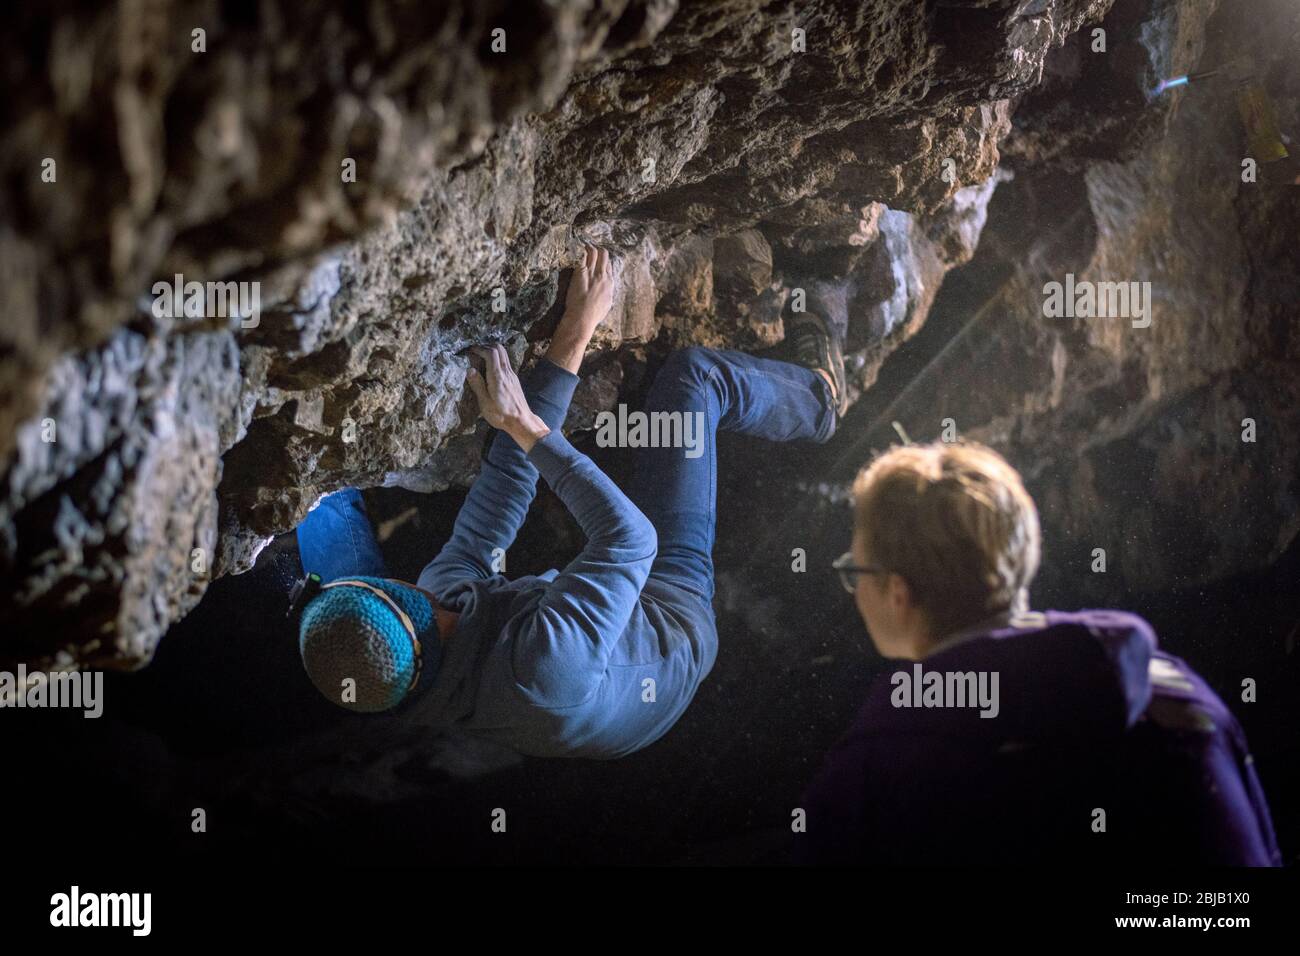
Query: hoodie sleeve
509,430,657,706
420,359,579,597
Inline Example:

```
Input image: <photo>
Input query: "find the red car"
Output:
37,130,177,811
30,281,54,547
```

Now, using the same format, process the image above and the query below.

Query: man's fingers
465,347,487,378
470,344,510,386
596,246,609,277
488,343,506,379
585,243,597,273
492,343,512,376
464,365,488,407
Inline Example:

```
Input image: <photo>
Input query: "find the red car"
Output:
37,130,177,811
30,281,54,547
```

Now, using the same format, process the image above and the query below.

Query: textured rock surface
991,0,1300,598
7,0,1300,873
16,0,1295,671
2,0,1121,671
737,0,1300,607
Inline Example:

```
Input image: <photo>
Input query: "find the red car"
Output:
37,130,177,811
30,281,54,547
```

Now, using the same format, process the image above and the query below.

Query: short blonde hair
852,441,1041,637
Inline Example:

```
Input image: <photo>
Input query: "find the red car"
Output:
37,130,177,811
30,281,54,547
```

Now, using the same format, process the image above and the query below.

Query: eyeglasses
832,551,889,593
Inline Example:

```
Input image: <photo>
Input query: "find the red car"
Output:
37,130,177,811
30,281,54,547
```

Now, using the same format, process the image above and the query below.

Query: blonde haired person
797,441,1281,866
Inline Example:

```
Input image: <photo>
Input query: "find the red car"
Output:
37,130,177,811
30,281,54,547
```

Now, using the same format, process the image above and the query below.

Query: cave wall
838,0,1300,602
13,0,1293,674
2,0,1125,672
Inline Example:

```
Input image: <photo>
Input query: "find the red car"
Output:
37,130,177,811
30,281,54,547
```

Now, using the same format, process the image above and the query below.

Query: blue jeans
297,487,388,582
628,347,837,601
297,349,836,598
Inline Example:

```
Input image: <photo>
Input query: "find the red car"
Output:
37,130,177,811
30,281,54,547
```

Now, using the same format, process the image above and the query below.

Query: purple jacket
796,610,1282,866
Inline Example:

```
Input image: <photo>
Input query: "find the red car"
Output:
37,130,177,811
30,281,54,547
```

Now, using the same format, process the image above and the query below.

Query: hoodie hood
799,608,1283,866
853,609,1158,743
407,570,558,725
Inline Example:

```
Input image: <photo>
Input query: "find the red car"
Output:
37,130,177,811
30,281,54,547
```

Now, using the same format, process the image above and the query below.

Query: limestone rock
23,0,1246,671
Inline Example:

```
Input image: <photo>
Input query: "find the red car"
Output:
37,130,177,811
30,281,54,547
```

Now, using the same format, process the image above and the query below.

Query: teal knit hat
298,576,438,712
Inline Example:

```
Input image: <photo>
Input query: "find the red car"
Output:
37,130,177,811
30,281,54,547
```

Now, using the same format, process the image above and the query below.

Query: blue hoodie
796,610,1282,866
411,360,718,758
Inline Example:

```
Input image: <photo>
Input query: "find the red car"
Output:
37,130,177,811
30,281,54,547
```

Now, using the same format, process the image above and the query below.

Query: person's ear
886,572,913,614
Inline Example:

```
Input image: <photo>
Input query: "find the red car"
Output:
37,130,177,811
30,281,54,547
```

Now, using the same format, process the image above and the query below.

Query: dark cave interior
3,0,1299,870
11,168,1300,865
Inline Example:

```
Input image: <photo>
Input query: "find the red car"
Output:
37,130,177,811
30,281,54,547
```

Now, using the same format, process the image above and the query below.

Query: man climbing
797,440,1282,865
291,246,847,758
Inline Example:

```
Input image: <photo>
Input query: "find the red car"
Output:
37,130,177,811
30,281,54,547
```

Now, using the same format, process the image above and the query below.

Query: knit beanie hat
298,576,438,712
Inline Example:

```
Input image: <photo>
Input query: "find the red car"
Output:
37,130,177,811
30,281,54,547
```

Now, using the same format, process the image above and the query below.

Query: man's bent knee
651,347,723,402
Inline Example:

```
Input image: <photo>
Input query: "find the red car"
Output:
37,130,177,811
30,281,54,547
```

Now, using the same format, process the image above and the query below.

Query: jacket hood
854,609,1158,743
405,571,557,724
